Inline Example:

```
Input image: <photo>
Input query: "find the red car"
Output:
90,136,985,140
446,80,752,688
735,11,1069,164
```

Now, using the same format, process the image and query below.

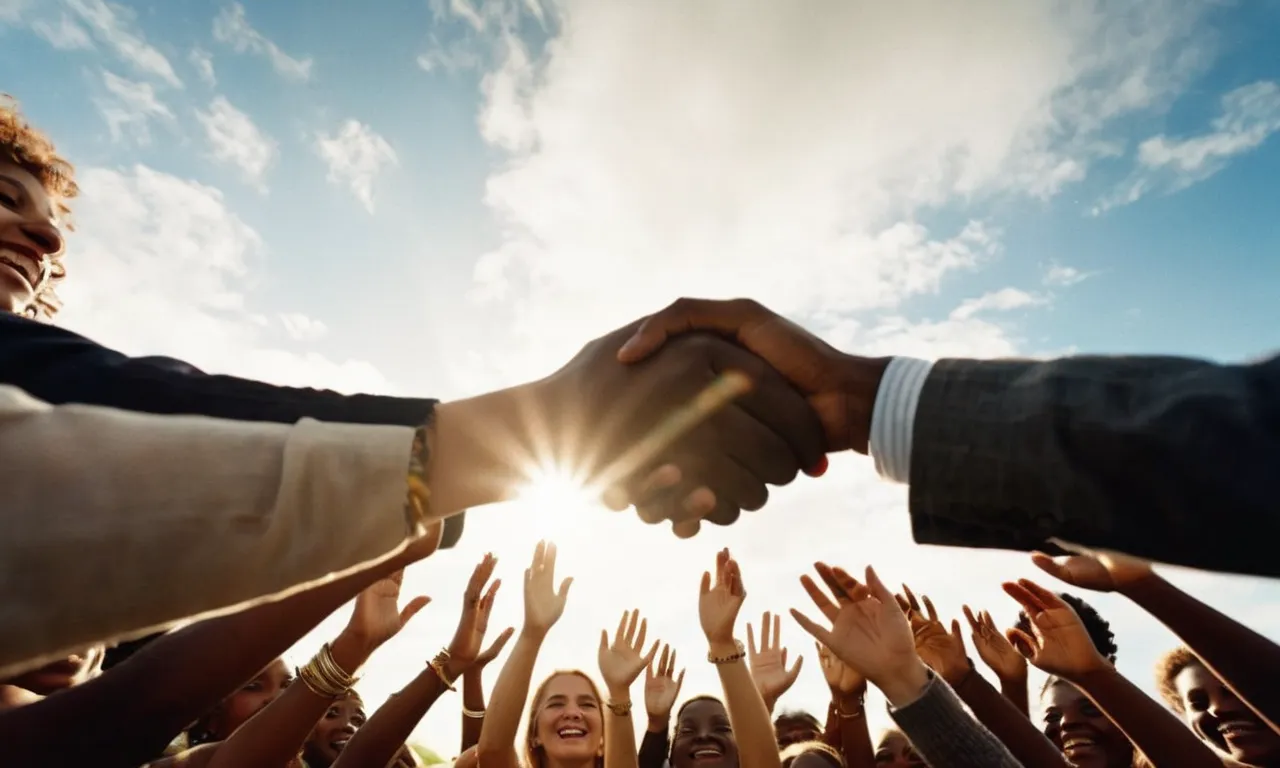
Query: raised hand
472,628,515,671
790,564,927,705
446,554,512,671
699,549,746,645
644,645,685,722
747,611,804,708
1003,579,1109,680
346,570,430,651
962,605,1026,682
897,586,969,685
816,642,865,698
523,541,572,637
598,609,660,697
1030,549,1154,593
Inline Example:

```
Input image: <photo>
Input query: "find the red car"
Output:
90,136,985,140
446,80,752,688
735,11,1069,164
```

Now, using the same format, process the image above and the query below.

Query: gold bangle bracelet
606,699,632,716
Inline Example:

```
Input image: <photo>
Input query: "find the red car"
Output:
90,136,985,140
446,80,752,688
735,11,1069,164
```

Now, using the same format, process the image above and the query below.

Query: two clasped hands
430,297,888,537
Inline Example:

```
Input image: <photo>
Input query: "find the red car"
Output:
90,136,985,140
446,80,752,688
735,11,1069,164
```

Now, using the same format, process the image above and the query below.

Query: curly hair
1016,592,1118,662
1154,646,1200,714
1,95,77,321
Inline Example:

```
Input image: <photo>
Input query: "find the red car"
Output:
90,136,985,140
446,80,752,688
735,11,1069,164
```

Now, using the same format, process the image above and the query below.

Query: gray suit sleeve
888,672,1025,768
907,354,1280,576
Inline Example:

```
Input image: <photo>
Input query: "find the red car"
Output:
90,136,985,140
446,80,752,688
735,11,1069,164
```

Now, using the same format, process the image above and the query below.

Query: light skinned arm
599,611,656,768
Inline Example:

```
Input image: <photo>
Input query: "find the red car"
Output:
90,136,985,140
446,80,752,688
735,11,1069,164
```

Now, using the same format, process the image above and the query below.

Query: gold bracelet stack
297,643,359,699
606,699,632,716
428,648,457,691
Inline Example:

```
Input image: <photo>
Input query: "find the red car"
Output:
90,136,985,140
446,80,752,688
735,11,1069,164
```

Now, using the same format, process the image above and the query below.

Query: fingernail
617,336,640,359
804,455,829,477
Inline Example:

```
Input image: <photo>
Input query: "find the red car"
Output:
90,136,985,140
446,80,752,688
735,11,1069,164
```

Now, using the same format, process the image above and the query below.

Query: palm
1024,609,1100,676
817,643,864,695
523,541,572,635
1032,551,1152,593
599,609,657,691
449,554,506,668
748,612,802,702
911,618,966,680
699,549,745,643
350,573,426,648
964,607,1025,680
646,675,680,716
825,600,906,673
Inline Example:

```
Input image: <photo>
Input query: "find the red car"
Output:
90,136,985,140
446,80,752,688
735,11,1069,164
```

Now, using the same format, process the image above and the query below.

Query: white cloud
189,47,216,87
1094,80,1280,214
278,312,328,342
950,287,1048,321
55,165,393,394
95,70,174,144
1043,262,1094,287
213,3,313,81
416,34,481,74
195,96,277,190
66,0,181,87
314,120,398,214
31,13,93,50
0,0,25,23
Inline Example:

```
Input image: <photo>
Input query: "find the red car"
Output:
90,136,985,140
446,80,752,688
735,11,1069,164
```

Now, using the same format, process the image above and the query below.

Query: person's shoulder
143,742,219,767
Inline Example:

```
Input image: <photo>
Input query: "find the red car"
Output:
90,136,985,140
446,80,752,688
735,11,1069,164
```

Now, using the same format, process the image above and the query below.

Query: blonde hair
0,96,77,321
523,670,606,768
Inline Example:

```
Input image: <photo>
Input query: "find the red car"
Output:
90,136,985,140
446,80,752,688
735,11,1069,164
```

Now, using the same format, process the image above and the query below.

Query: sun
512,462,604,541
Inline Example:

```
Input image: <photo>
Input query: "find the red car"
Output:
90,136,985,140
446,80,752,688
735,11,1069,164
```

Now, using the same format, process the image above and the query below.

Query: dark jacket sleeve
888,673,1025,768
907,353,1280,577
637,728,669,768
0,313,464,547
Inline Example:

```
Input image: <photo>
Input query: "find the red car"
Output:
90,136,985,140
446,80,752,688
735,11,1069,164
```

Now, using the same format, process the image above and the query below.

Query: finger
1017,579,1066,609
667,648,678,677
672,516,703,539
701,571,712,595
616,298,758,363
610,464,683,513
635,618,649,651
480,579,501,610
1001,582,1045,614
532,540,545,569
746,622,758,657
557,577,573,602
894,594,913,615
674,668,686,696
786,654,804,684
643,640,659,666
922,595,939,623
816,563,852,603
599,629,609,654
545,542,558,575
962,604,981,631
615,611,629,645
1029,551,1069,581
829,567,867,601
799,574,839,622
708,346,825,474
901,584,921,614
658,644,670,675
628,609,640,644
400,595,431,625
484,627,515,658
789,608,833,648
1006,628,1037,659
772,612,782,651
950,619,967,653
730,559,746,597
865,567,904,618
761,611,773,650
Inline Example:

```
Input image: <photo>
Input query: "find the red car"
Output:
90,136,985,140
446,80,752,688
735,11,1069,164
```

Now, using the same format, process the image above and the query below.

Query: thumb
1006,628,1036,660
865,566,896,608
558,577,574,602
400,596,431,626
786,654,804,683
1030,551,1070,581
789,608,832,648
616,299,756,363
700,571,712,595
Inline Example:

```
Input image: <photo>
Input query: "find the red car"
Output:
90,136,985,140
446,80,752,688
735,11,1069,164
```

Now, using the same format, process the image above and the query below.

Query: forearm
825,694,874,768
428,385,542,516
0,547,414,767
951,668,1068,768
906,354,1280,576
206,630,373,768
604,685,640,768
332,657,464,768
1124,574,1280,729
1072,667,1222,768
885,669,1024,768
460,669,486,752
998,673,1030,718
637,727,670,768
711,645,781,768
0,388,420,677
477,631,543,766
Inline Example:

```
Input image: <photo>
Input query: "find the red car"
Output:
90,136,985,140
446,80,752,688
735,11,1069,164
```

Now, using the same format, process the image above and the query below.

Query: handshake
433,298,890,537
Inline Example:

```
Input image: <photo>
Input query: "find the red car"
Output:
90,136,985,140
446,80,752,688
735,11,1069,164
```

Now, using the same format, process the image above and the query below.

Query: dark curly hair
1,96,77,321
1016,591,1118,662
1154,646,1200,714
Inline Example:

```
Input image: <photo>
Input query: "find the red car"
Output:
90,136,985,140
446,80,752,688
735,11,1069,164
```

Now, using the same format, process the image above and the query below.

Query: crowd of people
3,72,1279,768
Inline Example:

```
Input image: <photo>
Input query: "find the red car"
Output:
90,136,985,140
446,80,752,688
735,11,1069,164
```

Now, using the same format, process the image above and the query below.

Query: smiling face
1042,679,1133,768
873,730,924,767
527,672,604,767
304,692,366,768
0,159,64,316
670,697,738,768
1174,661,1280,766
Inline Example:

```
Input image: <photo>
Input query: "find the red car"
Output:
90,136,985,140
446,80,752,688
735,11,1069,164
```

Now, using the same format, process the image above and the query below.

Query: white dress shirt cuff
869,357,935,484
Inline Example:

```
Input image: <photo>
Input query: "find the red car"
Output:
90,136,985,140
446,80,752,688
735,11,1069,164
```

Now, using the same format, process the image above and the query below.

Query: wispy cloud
213,3,313,81
278,312,329,342
416,34,481,74
1094,80,1280,214
950,288,1048,321
31,13,93,50
95,70,174,144
314,120,398,214
195,96,277,191
1043,262,1095,287
67,0,181,87
189,47,216,87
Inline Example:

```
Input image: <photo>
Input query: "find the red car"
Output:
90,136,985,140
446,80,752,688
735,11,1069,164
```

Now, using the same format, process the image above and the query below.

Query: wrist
1116,571,1165,601
329,630,373,676
834,355,890,454
647,714,670,733
1061,657,1114,685
706,638,742,660
521,625,549,643
428,386,537,515
873,658,931,708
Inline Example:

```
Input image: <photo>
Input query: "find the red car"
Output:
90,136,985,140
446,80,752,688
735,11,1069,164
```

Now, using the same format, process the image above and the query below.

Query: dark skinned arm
460,668,487,752
0,531,439,768
948,667,1069,768
821,691,875,768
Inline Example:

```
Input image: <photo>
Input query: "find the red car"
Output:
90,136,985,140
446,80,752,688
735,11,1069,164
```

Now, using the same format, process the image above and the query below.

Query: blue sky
3,0,1279,757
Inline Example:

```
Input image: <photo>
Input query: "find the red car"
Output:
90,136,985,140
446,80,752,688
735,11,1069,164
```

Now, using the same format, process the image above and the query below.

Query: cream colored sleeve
0,385,419,678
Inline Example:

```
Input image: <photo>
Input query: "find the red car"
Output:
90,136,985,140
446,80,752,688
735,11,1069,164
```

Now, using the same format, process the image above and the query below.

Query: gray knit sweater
887,671,1025,768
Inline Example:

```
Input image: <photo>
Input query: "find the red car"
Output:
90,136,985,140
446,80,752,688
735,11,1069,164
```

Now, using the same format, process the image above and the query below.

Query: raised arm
815,643,874,768
1034,549,1280,730
747,612,804,715
639,646,683,768
1005,579,1222,768
598,610,659,768
963,605,1030,717
204,573,428,768
476,541,572,768
699,549,782,768
334,555,509,768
